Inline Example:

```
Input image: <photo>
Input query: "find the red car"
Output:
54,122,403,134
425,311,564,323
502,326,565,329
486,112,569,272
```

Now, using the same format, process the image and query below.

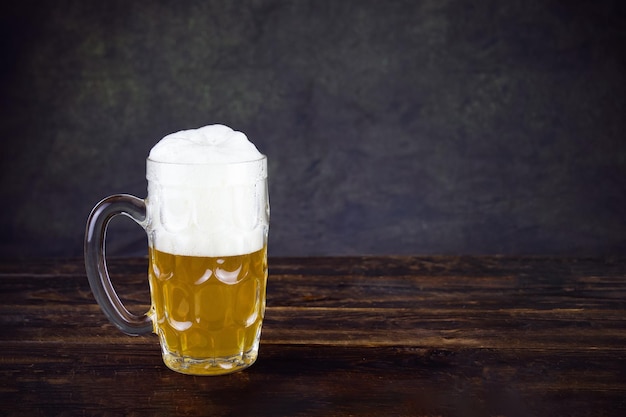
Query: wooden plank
2,303,625,350
1,343,624,416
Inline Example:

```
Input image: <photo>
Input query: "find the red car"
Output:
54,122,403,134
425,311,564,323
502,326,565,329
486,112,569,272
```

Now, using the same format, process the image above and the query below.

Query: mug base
161,348,258,376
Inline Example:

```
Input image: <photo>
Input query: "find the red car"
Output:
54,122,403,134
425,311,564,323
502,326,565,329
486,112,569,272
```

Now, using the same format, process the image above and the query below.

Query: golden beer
148,245,268,375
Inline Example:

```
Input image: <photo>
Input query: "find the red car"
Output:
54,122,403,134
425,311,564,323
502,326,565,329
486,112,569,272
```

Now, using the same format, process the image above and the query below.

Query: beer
148,246,268,375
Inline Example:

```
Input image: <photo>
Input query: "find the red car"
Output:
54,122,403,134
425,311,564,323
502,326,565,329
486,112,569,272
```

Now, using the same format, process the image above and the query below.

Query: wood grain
1,256,625,416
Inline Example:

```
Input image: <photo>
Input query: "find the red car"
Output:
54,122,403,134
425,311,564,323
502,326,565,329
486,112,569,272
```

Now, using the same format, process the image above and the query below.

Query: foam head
146,125,268,257
148,124,262,164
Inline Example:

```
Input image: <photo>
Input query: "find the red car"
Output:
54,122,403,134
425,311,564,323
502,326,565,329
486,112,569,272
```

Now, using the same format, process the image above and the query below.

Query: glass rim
146,154,267,166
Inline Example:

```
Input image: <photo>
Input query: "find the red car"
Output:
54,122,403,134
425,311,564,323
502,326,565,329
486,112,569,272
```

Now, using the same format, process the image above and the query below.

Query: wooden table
1,256,625,416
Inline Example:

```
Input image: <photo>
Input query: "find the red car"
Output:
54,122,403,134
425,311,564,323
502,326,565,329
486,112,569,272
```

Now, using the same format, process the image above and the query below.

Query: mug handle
84,194,153,336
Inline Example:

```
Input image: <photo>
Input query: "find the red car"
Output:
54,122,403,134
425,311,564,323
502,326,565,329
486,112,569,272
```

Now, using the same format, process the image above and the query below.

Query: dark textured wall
1,0,625,258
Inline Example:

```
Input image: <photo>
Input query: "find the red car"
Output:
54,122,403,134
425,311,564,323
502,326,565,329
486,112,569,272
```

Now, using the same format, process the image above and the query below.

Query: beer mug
85,126,269,375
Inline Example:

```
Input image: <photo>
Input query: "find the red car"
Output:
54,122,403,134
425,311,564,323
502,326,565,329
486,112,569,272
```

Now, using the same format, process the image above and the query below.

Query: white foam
146,125,268,257
148,124,262,164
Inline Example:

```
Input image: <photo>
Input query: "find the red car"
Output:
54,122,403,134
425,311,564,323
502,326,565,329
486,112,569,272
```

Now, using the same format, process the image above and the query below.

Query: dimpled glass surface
148,246,268,375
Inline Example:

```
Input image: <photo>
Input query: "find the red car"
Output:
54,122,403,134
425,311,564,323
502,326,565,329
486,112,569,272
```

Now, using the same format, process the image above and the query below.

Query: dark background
1,0,625,258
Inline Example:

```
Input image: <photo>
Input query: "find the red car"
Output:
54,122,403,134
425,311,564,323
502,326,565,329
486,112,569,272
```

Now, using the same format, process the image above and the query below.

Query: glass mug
85,156,269,376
